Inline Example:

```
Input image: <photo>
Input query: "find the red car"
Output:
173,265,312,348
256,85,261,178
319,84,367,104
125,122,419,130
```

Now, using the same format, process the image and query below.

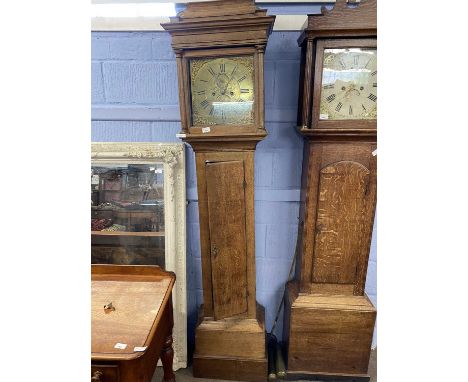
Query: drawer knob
91,370,103,381
103,302,115,312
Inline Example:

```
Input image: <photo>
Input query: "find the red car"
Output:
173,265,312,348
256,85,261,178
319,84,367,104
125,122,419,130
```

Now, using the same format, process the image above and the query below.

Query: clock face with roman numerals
319,48,377,120
189,56,255,126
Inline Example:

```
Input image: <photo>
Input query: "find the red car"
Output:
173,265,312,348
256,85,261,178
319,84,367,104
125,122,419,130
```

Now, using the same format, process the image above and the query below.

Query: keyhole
211,244,218,258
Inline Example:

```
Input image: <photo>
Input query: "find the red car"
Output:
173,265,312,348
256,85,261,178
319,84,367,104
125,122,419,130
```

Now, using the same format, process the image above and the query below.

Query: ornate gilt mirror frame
91,142,187,369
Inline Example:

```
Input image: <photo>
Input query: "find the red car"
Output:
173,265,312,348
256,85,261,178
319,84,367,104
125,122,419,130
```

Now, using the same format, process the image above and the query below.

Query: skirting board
286,371,370,382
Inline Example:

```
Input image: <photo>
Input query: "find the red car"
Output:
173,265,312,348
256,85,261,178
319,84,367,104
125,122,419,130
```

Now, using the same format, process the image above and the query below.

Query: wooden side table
91,265,176,382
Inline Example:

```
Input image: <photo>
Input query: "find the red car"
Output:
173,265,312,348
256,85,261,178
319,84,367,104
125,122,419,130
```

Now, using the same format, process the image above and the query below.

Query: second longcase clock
283,1,377,380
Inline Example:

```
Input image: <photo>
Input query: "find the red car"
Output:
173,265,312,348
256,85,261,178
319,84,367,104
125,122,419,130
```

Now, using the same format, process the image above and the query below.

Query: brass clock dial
189,56,255,126
319,48,377,120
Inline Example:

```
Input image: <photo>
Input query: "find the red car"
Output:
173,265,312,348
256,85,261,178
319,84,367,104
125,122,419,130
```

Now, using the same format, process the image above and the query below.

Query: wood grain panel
307,0,376,31
91,265,176,382
91,279,170,354
312,161,370,284
354,144,377,295
179,0,256,19
195,303,266,359
193,356,267,382
285,286,376,376
195,152,214,316
206,160,248,319
289,308,375,374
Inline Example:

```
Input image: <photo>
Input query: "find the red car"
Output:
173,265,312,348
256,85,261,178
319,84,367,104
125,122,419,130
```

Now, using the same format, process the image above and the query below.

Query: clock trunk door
303,143,377,295
206,160,248,319
312,161,370,285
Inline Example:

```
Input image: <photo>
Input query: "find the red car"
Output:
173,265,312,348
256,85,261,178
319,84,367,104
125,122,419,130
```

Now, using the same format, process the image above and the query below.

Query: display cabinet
91,142,187,370
91,162,165,266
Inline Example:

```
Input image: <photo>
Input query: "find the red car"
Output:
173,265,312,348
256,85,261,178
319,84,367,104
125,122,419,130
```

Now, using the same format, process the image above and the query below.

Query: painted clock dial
319,48,377,120
189,56,255,126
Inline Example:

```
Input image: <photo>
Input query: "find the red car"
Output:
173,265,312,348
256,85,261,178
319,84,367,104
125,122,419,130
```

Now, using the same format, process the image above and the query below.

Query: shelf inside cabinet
91,231,165,237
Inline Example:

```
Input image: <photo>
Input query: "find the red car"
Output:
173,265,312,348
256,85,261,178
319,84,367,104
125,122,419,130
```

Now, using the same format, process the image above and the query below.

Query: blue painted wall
91,29,377,350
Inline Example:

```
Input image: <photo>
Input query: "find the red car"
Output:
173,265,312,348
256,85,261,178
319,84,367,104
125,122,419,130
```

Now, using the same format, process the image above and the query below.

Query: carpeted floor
152,349,377,382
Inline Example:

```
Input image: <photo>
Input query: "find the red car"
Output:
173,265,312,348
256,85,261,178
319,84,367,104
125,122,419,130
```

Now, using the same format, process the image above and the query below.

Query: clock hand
222,76,233,95
223,70,242,96
335,80,361,101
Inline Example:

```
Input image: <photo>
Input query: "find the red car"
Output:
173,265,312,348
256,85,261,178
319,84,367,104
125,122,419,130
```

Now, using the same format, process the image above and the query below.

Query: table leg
160,333,176,382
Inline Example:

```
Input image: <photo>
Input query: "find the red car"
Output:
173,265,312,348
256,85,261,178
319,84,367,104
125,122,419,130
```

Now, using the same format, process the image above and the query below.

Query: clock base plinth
193,355,267,382
283,281,376,378
193,303,267,382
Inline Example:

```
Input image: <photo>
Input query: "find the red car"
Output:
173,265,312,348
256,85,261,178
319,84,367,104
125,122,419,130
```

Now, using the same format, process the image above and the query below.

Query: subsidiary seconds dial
319,48,377,120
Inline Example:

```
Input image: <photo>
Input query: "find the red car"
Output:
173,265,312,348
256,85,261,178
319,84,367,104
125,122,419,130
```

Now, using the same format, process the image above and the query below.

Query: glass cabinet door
91,163,165,267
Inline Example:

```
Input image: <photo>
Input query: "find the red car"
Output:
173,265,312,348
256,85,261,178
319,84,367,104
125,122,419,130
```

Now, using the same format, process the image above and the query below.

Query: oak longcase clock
283,1,377,381
162,1,275,381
